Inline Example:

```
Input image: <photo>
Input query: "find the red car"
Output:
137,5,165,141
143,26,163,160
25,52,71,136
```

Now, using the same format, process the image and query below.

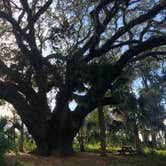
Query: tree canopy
0,0,165,155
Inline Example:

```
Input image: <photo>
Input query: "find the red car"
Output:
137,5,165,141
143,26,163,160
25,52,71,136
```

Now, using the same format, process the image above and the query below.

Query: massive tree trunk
34,127,75,155
27,110,84,156
22,112,82,156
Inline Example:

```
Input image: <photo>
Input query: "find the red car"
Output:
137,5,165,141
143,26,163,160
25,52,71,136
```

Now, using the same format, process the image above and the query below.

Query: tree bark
142,130,149,147
151,129,157,148
134,126,142,154
19,121,24,152
78,127,85,152
13,113,16,141
98,104,107,156
29,122,76,156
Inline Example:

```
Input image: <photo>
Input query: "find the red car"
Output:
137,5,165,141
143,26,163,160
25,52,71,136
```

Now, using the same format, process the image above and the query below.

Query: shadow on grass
4,149,166,166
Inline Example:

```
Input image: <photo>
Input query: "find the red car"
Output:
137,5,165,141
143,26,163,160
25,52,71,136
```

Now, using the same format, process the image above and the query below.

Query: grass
4,144,166,166
76,143,121,153
5,151,166,166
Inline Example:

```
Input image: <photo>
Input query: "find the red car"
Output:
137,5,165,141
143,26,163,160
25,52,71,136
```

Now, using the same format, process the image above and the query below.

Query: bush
0,118,23,166
0,119,11,164
0,132,10,156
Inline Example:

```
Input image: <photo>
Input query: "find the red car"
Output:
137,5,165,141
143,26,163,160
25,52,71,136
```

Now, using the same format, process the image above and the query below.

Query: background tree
137,60,166,148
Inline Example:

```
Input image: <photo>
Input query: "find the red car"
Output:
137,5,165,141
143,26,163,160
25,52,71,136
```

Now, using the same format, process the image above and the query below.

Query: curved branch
72,94,119,121
130,51,166,62
0,11,28,38
33,0,53,22
85,1,166,61
116,35,166,69
79,0,119,56
0,81,35,123
0,61,40,111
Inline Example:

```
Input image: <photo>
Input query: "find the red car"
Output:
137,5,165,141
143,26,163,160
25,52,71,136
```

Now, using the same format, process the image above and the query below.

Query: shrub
0,132,10,156
0,119,11,164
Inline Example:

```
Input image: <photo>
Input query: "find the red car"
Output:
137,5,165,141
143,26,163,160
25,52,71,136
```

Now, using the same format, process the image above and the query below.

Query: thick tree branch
131,51,166,62
84,1,166,61
0,2,52,107
0,11,28,39
20,0,32,17
45,53,67,61
0,81,43,140
116,36,166,69
0,9,32,58
33,0,53,23
78,0,119,56
0,59,41,110
73,35,166,120
72,95,119,122
0,81,33,117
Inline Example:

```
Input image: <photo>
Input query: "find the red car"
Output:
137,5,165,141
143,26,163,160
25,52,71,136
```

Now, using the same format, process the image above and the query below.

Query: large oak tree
0,0,166,155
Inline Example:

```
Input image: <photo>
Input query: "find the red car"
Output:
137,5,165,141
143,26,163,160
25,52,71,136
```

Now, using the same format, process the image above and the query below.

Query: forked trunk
30,126,76,156
24,110,82,156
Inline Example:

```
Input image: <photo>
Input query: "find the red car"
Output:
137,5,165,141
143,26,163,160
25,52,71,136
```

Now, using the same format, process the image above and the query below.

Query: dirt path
5,152,129,166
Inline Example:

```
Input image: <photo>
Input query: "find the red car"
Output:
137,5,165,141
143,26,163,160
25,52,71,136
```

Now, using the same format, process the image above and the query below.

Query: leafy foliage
0,119,11,163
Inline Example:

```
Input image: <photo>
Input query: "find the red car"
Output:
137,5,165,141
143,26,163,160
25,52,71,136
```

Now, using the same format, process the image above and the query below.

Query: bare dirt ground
5,152,129,166
5,152,166,166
